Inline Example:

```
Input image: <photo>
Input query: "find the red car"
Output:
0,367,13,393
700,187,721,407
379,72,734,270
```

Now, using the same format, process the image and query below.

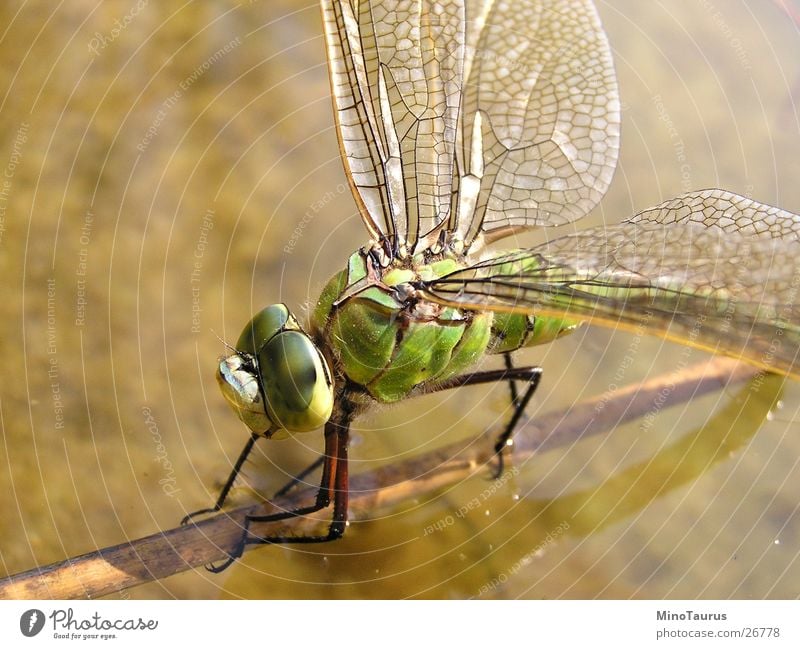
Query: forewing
422,191,800,378
321,0,464,251
453,0,620,249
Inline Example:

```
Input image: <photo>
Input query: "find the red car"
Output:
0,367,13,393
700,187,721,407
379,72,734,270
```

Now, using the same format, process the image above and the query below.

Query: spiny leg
244,417,349,534
191,357,536,570
270,357,537,498
504,352,520,406
493,353,542,477
181,431,260,526
207,417,351,573
430,359,542,477
246,421,350,544
185,432,326,526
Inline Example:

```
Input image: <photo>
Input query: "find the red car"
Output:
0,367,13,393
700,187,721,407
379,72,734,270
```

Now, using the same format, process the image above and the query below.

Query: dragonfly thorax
217,304,334,436
308,247,586,404
310,249,493,403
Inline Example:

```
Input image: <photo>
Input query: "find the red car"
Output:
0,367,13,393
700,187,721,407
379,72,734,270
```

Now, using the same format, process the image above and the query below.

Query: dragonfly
184,0,800,569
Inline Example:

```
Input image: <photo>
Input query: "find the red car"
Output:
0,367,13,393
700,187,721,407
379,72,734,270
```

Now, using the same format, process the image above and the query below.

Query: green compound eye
236,304,292,355
258,331,334,433
217,304,334,435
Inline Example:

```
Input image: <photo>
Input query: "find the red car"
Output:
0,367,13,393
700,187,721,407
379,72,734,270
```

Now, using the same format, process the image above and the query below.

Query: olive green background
0,0,799,598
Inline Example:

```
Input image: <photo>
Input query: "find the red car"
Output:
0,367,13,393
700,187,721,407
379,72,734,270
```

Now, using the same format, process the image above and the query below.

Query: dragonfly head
216,304,334,437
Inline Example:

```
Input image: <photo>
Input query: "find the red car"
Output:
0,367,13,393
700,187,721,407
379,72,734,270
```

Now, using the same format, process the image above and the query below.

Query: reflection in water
229,373,783,598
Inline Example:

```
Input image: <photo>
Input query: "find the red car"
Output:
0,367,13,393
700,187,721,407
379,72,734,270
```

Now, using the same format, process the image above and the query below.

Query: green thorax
311,248,579,403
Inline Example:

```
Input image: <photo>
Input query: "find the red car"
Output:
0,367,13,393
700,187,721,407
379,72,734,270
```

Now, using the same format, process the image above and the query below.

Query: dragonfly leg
207,418,351,572
492,354,542,478
504,352,521,406
273,455,326,498
180,431,260,526
429,360,542,478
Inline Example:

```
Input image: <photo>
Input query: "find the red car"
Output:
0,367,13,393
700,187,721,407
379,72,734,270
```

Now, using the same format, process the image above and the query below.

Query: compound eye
236,304,291,355
258,330,333,433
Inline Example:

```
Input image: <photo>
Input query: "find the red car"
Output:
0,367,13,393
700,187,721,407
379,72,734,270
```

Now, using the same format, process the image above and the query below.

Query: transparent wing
452,0,620,249
321,0,464,253
321,1,620,256
420,191,800,378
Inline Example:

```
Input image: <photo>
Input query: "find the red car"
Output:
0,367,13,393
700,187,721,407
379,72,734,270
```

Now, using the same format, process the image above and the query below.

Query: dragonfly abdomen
488,312,582,354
